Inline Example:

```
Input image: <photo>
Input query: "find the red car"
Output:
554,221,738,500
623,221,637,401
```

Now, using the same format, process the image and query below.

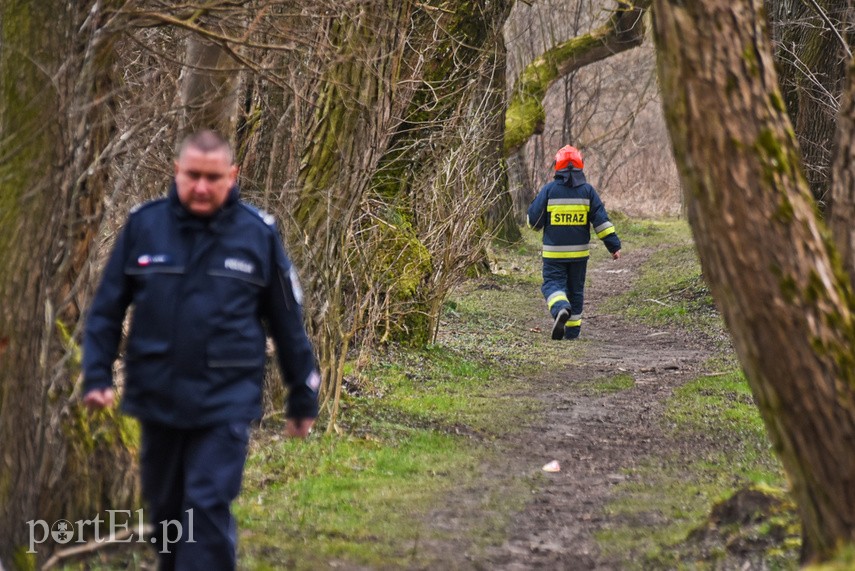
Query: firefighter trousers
541,258,587,339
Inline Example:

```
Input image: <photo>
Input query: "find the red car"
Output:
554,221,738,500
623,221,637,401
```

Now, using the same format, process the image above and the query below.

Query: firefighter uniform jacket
527,168,621,259
83,184,319,428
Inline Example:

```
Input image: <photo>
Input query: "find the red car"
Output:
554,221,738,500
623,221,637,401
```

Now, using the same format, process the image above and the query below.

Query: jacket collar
554,167,587,187
169,181,240,232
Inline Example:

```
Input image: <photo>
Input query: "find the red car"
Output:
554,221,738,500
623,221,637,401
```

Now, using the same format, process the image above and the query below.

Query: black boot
551,308,570,340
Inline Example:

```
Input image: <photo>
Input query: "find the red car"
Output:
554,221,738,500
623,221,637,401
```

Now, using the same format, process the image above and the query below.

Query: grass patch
610,244,717,329
595,366,795,569
603,219,722,335
237,345,539,569
596,218,796,568
611,215,692,251
236,429,479,569
358,347,534,434
236,232,556,569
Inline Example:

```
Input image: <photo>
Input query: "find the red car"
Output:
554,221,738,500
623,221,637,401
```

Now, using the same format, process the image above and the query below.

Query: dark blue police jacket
83,183,319,428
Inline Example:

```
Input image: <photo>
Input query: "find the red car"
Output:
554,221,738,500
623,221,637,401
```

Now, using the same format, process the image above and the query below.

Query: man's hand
83,388,115,411
612,250,621,261
286,418,315,439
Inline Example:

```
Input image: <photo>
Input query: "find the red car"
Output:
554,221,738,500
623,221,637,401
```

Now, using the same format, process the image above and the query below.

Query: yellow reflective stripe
596,226,616,239
566,319,582,327
543,250,590,259
547,295,569,309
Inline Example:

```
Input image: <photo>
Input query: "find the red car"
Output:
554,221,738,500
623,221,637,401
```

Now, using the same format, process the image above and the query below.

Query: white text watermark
26,509,195,554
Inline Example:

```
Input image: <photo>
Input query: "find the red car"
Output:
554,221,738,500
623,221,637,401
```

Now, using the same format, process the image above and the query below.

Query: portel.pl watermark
26,509,194,554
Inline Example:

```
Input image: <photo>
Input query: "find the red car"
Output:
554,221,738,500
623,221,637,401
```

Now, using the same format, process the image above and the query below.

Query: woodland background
3,0,855,568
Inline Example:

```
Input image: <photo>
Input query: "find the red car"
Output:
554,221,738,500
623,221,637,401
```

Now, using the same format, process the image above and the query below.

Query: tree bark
653,0,855,562
829,57,855,284
181,35,242,138
0,1,138,564
766,0,851,205
504,0,651,154
362,0,517,346
288,3,414,425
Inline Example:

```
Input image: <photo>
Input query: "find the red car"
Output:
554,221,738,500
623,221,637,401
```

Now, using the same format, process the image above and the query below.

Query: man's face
174,147,238,217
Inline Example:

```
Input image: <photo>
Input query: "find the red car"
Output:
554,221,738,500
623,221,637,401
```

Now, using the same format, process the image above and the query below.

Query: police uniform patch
257,209,276,225
289,267,303,305
307,370,321,391
225,257,255,274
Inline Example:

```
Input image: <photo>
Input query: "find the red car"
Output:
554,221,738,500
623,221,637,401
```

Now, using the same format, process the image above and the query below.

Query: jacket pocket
206,337,265,369
125,339,170,361
207,268,265,287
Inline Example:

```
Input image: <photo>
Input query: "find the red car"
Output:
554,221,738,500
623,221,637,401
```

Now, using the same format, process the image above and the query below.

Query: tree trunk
653,0,855,562
765,0,851,205
181,34,241,137
484,27,522,245
289,3,414,426
0,2,138,565
829,58,855,283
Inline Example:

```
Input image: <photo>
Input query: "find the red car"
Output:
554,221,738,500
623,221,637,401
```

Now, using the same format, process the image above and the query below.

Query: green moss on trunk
367,0,513,346
504,2,649,154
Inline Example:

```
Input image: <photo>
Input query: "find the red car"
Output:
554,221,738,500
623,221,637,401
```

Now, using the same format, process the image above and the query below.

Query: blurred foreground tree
0,1,139,566
654,0,855,563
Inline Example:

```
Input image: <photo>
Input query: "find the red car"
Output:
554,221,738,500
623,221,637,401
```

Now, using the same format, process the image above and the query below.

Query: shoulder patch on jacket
289,266,304,305
260,210,276,225
239,203,277,227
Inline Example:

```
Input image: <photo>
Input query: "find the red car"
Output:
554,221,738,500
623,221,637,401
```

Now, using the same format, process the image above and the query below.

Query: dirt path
454,247,721,570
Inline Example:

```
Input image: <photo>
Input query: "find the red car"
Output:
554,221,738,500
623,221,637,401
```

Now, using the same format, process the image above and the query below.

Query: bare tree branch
504,0,651,154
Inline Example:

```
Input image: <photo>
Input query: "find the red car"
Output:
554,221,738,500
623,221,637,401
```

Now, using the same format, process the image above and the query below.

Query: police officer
82,130,319,570
527,145,622,340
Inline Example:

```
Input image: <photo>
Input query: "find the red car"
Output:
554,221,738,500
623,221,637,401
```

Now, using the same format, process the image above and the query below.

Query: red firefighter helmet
554,145,584,170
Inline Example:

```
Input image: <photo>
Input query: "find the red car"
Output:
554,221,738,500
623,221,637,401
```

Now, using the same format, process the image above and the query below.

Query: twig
802,0,852,57
41,524,153,570
645,298,670,306
413,1,454,13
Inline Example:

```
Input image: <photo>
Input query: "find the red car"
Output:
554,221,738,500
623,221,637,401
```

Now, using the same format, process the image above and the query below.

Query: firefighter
527,145,621,340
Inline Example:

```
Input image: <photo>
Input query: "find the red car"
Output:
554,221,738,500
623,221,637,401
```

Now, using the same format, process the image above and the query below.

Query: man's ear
229,164,239,183
174,160,180,176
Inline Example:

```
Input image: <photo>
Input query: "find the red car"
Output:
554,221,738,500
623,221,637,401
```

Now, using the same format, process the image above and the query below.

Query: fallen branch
41,524,153,570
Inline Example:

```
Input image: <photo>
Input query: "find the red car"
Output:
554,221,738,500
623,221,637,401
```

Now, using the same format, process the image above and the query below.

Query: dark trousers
541,259,587,339
141,421,251,571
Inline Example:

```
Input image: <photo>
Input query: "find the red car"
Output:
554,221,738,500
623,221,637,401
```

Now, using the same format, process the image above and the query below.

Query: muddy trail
425,246,729,570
